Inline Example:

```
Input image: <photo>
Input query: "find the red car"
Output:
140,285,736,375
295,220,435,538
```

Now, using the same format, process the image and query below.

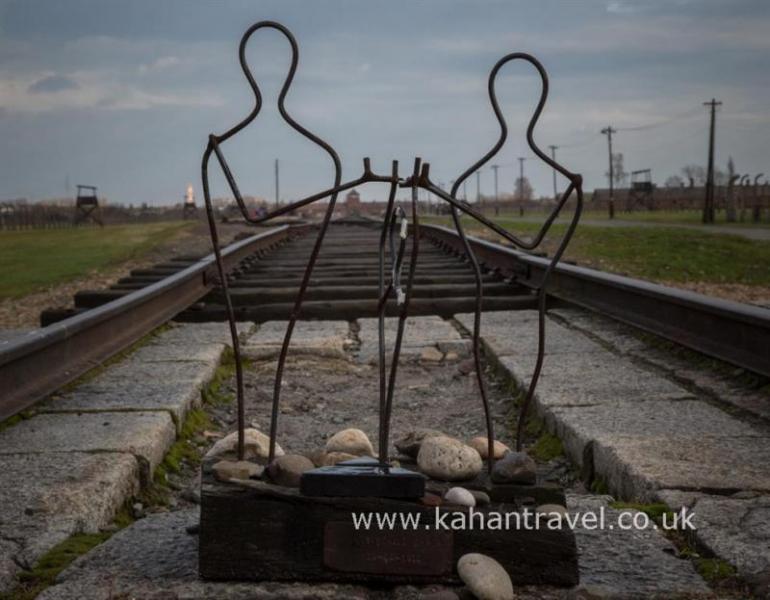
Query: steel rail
0,225,294,422
421,223,770,378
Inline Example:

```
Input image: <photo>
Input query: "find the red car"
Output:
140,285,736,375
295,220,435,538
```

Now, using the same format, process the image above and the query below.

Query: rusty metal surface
0,226,291,422
421,224,770,378
201,20,584,469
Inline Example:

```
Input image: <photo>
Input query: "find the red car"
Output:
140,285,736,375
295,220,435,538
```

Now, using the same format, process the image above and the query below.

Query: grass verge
0,221,195,299
423,215,770,286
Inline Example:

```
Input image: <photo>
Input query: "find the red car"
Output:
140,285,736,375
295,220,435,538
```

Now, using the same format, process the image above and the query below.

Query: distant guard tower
183,184,197,219
629,169,654,211
345,188,361,216
74,185,103,226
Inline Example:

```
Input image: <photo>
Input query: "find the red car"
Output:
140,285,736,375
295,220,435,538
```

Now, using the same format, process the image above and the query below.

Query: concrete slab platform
155,322,254,347
36,509,423,600
43,360,218,427
130,341,224,364
0,412,175,475
568,494,710,597
544,399,766,468
656,489,770,583
242,320,350,360
456,311,606,357
357,316,462,362
496,352,693,407
549,307,770,421
39,499,711,600
593,434,770,501
0,452,139,587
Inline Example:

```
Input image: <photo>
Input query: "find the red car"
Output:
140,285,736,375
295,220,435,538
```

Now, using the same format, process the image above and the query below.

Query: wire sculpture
200,20,583,483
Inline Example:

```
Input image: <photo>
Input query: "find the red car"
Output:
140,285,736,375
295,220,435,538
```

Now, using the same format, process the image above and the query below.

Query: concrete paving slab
549,307,770,421
547,308,650,355
37,509,429,600
456,311,606,357
357,316,462,362
593,434,770,501
150,322,254,348
656,490,770,583
129,341,225,364
496,352,693,407
242,320,350,359
39,500,711,600
43,360,218,427
0,540,20,594
0,412,175,476
544,399,766,468
0,452,139,591
567,494,710,597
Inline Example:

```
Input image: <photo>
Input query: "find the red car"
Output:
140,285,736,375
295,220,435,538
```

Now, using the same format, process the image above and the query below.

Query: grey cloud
27,74,79,93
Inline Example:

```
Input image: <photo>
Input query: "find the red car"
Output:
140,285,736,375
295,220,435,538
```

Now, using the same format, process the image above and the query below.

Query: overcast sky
1,0,768,205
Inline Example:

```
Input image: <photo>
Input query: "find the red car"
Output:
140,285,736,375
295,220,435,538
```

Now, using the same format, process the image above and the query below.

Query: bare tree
514,176,533,201
681,164,707,186
664,175,685,188
606,153,628,187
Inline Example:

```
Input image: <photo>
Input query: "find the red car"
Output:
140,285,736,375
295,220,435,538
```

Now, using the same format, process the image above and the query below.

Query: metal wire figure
200,21,583,480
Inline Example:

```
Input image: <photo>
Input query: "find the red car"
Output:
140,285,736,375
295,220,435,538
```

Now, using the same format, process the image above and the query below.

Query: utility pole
600,126,617,219
703,98,722,224
274,158,280,210
476,170,481,206
491,164,499,216
548,145,558,199
517,157,526,217
463,180,468,202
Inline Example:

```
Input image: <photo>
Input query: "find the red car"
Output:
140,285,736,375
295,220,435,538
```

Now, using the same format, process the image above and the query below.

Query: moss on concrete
0,507,133,600
609,501,673,522
695,558,737,583
530,431,564,461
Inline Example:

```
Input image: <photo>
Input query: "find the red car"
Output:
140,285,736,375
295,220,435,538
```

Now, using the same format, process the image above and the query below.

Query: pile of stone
205,426,570,600
395,428,537,486
206,426,544,494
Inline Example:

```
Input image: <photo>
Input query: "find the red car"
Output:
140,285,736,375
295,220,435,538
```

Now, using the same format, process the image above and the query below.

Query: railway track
2,219,769,422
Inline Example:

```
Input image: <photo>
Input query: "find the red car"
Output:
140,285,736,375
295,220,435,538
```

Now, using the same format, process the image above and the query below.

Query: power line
615,107,703,132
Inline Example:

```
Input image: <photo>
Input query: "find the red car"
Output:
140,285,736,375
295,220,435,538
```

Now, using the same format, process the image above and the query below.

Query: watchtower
628,169,654,211
183,184,197,219
74,185,103,226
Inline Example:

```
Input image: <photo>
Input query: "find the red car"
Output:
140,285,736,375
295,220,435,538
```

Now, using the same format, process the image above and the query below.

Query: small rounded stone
536,503,569,517
205,428,284,461
325,428,374,456
443,487,476,507
457,553,514,600
212,460,263,482
491,451,537,484
417,436,483,481
267,454,314,487
323,451,358,466
395,428,446,458
468,436,511,459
